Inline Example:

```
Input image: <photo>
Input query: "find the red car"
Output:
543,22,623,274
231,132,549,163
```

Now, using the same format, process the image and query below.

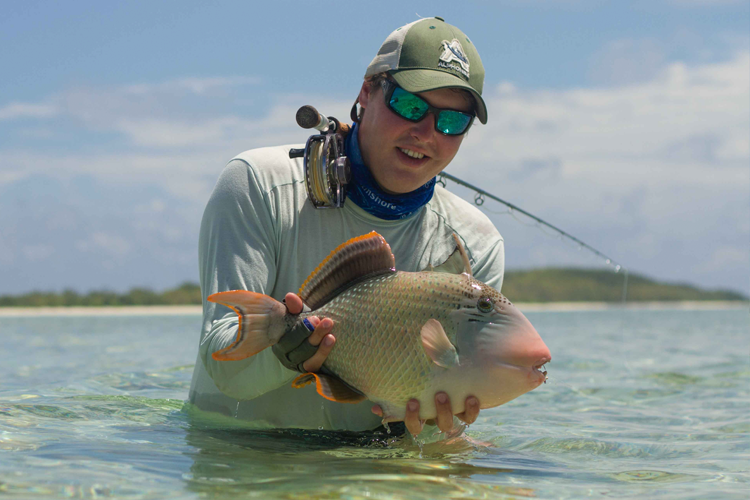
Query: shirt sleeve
197,158,296,400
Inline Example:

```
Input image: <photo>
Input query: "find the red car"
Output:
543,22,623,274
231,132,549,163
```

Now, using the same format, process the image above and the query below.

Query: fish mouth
491,356,550,386
532,360,549,384
523,356,551,385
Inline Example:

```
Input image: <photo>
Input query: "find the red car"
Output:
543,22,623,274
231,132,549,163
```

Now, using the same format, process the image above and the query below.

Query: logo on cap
438,39,470,78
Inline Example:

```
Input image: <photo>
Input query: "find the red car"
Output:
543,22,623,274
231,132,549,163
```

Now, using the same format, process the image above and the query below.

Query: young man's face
357,81,472,194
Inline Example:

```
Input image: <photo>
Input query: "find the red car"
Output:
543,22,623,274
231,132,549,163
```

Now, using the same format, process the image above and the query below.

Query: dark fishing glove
272,317,320,373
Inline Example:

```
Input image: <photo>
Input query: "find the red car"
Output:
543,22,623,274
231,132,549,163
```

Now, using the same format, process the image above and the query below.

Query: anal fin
291,372,366,404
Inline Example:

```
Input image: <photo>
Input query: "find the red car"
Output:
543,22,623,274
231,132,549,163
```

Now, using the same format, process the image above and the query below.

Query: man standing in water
189,17,504,437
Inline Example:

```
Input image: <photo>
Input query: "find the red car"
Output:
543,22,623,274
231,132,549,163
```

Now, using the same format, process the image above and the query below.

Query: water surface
1,308,748,499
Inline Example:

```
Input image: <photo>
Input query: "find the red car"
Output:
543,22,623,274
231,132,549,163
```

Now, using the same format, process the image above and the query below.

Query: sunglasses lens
389,87,429,121
385,82,474,135
436,110,472,135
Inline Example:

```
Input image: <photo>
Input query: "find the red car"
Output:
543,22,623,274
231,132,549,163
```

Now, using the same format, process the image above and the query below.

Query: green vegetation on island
0,282,201,307
502,268,748,302
0,269,746,307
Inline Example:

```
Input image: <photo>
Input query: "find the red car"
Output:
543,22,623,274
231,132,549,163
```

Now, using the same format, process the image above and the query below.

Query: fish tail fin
208,290,287,361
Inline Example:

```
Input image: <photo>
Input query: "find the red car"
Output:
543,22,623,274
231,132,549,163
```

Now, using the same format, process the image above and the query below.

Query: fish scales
305,270,484,406
208,231,550,421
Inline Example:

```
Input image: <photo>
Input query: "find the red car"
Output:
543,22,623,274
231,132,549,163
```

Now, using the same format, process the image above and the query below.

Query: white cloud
697,246,750,275
589,38,667,86
114,116,249,148
76,232,132,258
22,244,55,262
0,102,58,121
122,76,261,95
456,51,749,180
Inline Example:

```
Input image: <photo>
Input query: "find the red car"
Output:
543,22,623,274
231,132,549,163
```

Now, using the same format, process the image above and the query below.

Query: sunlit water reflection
0,308,747,499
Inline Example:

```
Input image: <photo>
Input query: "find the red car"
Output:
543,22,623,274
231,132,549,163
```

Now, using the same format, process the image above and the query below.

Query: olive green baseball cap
365,17,487,124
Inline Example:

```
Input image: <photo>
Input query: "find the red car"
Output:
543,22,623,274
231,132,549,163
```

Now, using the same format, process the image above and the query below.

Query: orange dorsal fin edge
298,231,396,310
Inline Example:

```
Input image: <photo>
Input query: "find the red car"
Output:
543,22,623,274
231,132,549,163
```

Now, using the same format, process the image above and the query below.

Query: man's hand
282,293,335,372
371,393,481,436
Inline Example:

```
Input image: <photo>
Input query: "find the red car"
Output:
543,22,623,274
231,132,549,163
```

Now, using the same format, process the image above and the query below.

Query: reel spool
290,105,351,209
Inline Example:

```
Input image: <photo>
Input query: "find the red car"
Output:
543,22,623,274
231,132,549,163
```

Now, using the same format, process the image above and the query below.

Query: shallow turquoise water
0,308,748,499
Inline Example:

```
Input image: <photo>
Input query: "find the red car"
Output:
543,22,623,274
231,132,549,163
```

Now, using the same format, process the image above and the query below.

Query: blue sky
1,0,748,296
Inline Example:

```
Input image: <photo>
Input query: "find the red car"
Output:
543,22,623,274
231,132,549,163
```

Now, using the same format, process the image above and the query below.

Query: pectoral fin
292,372,366,404
420,319,459,368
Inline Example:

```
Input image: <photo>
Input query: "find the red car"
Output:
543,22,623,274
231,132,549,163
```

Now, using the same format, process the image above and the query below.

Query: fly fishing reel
289,105,351,208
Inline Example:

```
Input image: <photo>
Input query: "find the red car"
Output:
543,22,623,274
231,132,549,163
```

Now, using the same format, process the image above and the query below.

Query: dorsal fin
421,233,473,277
452,233,473,277
298,232,396,309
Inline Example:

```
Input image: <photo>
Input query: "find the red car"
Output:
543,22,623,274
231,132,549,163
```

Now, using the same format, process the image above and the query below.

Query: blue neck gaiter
345,123,435,220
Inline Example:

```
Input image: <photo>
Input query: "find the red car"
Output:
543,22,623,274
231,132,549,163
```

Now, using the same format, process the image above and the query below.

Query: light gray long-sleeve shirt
188,144,505,431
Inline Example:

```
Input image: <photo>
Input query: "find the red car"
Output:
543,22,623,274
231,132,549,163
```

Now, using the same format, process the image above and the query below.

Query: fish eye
477,297,494,313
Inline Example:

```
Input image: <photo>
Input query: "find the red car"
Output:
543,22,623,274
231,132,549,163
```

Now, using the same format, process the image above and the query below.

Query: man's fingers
404,399,425,436
307,317,333,346
456,396,480,425
284,293,304,314
301,334,335,372
300,315,335,372
434,392,454,433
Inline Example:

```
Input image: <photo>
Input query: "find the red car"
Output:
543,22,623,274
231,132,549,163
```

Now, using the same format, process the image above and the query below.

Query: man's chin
379,177,430,195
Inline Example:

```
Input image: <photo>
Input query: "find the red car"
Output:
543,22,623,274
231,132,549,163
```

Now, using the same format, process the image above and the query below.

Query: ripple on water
713,420,750,434
184,472,537,500
92,371,191,392
609,469,694,483
520,436,660,460
14,404,86,421
576,386,683,402
645,372,704,386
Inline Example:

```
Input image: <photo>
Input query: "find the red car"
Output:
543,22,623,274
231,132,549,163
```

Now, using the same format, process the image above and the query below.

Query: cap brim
391,70,487,124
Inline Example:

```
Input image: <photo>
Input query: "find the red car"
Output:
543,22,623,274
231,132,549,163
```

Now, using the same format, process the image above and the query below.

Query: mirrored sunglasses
380,80,474,136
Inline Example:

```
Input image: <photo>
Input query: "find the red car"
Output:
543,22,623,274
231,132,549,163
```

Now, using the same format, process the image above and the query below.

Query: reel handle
296,105,330,132
296,105,351,135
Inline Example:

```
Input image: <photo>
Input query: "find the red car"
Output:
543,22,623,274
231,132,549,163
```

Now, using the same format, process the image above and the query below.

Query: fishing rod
289,105,629,302
437,172,629,302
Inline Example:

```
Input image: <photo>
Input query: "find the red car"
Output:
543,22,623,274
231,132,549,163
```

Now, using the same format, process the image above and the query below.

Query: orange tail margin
208,290,281,361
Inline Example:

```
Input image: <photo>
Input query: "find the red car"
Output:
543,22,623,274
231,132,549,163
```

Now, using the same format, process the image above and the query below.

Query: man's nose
410,112,436,141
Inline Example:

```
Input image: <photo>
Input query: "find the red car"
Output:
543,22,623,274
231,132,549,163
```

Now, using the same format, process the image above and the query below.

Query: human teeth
399,148,424,159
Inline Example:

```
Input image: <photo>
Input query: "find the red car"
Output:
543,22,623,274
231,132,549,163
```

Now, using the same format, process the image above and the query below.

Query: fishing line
437,171,629,302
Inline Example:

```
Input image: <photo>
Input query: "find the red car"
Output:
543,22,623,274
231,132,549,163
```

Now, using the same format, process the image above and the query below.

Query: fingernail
437,393,448,404
323,336,334,346
408,401,418,411
468,397,478,407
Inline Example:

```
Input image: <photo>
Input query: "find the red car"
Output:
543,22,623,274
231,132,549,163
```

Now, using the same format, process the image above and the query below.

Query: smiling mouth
398,147,427,160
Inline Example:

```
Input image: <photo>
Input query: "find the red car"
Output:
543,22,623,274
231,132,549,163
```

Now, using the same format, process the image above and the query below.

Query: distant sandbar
0,305,203,317
0,301,747,317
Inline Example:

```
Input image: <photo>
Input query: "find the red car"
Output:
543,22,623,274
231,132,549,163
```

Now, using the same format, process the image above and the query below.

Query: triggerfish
209,232,551,421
